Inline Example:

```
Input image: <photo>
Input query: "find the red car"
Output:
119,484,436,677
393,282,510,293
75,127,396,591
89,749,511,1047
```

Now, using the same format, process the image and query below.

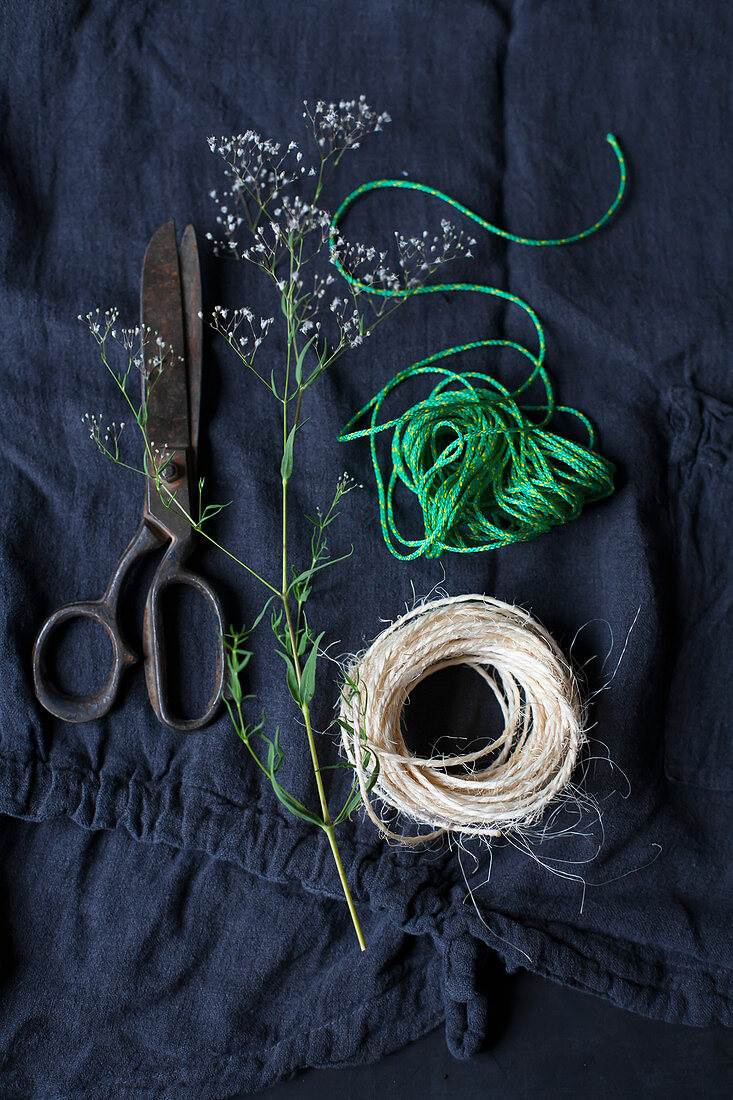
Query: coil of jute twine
338,594,585,845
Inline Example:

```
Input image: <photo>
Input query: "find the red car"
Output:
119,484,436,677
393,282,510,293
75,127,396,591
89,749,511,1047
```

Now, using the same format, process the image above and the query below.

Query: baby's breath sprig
304,96,392,160
78,310,172,476
202,98,474,949
81,98,475,950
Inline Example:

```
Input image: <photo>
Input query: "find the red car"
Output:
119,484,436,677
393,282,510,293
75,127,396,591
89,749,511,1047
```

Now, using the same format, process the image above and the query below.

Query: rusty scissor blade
140,220,190,450
179,224,202,456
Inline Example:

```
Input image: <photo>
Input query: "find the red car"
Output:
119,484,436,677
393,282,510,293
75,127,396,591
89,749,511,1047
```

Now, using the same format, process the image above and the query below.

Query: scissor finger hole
157,582,221,721
42,616,115,698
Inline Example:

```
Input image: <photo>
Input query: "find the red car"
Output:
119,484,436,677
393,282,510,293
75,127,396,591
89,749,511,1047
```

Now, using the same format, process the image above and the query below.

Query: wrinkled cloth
0,1,731,1097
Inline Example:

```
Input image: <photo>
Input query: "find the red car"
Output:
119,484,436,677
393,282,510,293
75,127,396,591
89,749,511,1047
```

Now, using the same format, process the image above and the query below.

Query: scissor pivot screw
161,462,178,482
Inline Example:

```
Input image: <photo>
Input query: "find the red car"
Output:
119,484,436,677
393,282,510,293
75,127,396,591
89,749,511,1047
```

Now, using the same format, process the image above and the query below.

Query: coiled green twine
330,134,626,560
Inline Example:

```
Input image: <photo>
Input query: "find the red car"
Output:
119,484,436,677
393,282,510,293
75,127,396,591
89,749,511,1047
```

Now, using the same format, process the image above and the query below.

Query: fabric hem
1,970,443,1100
2,750,730,1059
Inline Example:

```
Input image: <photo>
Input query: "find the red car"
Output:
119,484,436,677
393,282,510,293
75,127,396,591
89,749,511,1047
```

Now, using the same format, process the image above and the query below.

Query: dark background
1,1,731,1097
253,975,732,1098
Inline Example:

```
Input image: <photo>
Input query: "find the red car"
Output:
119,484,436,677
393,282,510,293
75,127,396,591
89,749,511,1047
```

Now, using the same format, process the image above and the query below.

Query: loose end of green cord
330,132,627,264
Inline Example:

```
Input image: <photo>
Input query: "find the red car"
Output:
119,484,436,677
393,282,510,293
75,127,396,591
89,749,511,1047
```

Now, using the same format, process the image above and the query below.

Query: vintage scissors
33,221,226,731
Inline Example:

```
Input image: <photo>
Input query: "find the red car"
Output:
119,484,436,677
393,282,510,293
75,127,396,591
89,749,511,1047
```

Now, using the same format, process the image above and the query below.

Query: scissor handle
143,540,226,731
32,599,137,723
32,521,161,723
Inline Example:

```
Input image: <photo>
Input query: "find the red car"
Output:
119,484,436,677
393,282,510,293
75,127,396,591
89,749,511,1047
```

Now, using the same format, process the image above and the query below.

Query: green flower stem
324,822,366,951
279,264,364,947
281,467,365,951
193,528,281,597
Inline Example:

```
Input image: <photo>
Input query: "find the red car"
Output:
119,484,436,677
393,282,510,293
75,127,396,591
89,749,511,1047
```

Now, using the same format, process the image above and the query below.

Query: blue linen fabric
0,1,731,1096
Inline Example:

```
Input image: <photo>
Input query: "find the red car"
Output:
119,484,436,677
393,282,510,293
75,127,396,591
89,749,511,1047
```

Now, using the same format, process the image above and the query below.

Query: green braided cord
330,134,625,560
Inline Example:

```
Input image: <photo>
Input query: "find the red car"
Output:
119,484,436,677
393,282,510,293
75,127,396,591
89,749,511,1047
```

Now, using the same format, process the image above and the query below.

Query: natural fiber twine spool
338,594,585,845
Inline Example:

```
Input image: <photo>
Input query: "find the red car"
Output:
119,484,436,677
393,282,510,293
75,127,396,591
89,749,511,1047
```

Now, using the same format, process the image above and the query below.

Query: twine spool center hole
401,662,515,770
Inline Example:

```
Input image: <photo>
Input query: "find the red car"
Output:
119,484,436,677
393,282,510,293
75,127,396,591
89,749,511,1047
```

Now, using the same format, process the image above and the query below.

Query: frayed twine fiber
338,594,585,845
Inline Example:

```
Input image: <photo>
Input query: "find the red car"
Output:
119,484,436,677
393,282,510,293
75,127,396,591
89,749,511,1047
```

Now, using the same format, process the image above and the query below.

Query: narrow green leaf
276,649,301,705
200,500,232,525
296,583,311,611
280,424,297,481
365,755,380,792
270,783,325,828
270,608,284,645
336,782,364,824
228,669,243,704
264,727,285,777
250,595,276,633
299,630,324,706
334,741,380,824
294,333,317,386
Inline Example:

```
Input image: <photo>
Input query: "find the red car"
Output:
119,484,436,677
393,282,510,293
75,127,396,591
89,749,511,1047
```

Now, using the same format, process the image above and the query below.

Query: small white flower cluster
81,411,125,456
218,196,331,269
233,220,280,267
118,325,141,351
78,307,119,343
207,131,306,209
79,311,167,377
328,295,366,349
141,333,181,380
150,443,175,472
303,95,391,156
209,305,274,360
207,186,333,266
394,219,477,288
118,325,149,376
335,470,365,496
330,234,403,297
296,270,337,335
332,220,477,301
272,194,331,241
